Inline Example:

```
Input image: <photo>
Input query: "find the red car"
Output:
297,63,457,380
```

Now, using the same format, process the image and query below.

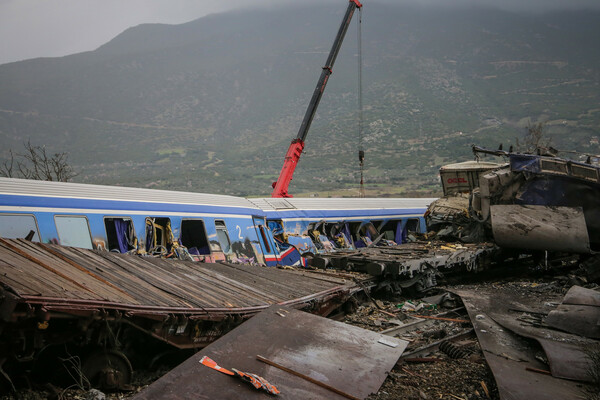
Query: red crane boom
271,0,362,198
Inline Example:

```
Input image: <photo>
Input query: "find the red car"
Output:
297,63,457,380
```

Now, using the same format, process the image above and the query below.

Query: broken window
215,220,232,254
180,219,210,255
55,215,93,249
258,225,271,253
268,220,285,241
0,214,40,241
540,159,568,175
104,217,137,253
145,217,174,254
307,221,335,251
406,219,420,233
378,220,399,242
571,164,598,181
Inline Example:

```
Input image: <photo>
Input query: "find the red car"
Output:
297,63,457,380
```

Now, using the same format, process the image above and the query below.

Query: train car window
267,220,285,240
180,219,210,255
104,217,136,253
348,221,362,244
215,220,232,254
145,217,173,254
54,216,93,249
258,225,271,253
406,219,420,232
372,220,384,232
379,220,399,241
0,214,40,241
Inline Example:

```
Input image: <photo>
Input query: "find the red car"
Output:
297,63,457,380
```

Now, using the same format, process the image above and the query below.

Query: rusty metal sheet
0,238,355,312
453,288,595,399
0,238,369,348
488,310,593,382
535,338,592,381
490,205,591,253
134,305,408,400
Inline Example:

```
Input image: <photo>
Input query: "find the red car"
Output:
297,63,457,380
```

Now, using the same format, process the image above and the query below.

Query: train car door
252,216,280,266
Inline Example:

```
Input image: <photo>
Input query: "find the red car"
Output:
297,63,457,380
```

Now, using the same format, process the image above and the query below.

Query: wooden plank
19,241,135,302
0,239,357,316
214,264,342,298
62,247,177,307
96,253,242,308
0,243,93,299
141,258,282,306
36,242,136,301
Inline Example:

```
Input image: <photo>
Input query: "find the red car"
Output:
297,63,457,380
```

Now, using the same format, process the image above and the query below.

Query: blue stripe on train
0,194,261,216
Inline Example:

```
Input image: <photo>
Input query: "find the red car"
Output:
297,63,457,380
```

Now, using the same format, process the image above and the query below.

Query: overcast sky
1,0,599,65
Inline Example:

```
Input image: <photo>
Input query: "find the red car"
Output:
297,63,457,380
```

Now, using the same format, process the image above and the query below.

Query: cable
357,6,365,198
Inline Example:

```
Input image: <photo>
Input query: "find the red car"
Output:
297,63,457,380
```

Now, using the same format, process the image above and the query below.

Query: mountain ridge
0,2,598,196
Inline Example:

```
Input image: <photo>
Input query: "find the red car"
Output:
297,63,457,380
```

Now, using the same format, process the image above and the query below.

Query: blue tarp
510,154,540,173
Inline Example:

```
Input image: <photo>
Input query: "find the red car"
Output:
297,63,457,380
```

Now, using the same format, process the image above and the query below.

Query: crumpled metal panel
491,205,590,253
453,287,595,399
134,305,408,400
560,284,600,306
546,285,600,339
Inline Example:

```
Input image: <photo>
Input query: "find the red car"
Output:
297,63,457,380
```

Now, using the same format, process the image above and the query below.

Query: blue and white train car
0,177,289,266
249,197,435,254
0,177,435,266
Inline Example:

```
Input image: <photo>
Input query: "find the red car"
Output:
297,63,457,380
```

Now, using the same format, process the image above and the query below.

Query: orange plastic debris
199,356,280,395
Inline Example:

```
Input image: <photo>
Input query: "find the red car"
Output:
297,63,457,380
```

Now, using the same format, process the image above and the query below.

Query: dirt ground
2,264,598,400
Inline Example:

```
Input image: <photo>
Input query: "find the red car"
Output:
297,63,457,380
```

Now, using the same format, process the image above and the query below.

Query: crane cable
357,6,365,198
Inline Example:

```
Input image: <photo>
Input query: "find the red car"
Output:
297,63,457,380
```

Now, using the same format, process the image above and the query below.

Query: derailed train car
0,177,433,266
250,197,434,256
0,177,291,266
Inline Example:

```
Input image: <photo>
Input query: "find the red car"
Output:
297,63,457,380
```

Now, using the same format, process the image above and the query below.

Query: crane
271,0,363,198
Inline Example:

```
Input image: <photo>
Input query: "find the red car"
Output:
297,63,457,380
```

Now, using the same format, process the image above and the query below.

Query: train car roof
249,197,436,220
0,177,261,211
0,178,436,219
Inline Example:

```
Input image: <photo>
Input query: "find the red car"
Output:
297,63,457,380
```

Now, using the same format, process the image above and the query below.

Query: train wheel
82,349,133,391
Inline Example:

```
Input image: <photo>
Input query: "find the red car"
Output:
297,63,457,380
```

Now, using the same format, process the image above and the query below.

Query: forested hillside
1,2,598,196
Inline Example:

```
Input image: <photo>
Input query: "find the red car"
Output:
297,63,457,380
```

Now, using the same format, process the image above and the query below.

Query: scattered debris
453,283,599,399
439,341,470,359
309,240,501,295
200,356,280,395
85,389,106,400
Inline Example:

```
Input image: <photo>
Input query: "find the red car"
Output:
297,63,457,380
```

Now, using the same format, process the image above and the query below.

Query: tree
0,141,77,182
516,122,557,156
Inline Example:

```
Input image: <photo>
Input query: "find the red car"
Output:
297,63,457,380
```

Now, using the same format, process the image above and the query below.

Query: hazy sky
1,0,599,65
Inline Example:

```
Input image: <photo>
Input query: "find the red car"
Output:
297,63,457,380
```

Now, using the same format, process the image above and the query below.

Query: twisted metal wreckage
0,146,598,394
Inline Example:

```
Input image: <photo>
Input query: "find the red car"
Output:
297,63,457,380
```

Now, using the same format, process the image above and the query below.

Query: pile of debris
124,272,598,400
3,265,599,400
307,240,501,295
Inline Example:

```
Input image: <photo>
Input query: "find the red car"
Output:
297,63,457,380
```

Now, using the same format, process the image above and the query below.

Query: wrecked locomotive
428,146,600,257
